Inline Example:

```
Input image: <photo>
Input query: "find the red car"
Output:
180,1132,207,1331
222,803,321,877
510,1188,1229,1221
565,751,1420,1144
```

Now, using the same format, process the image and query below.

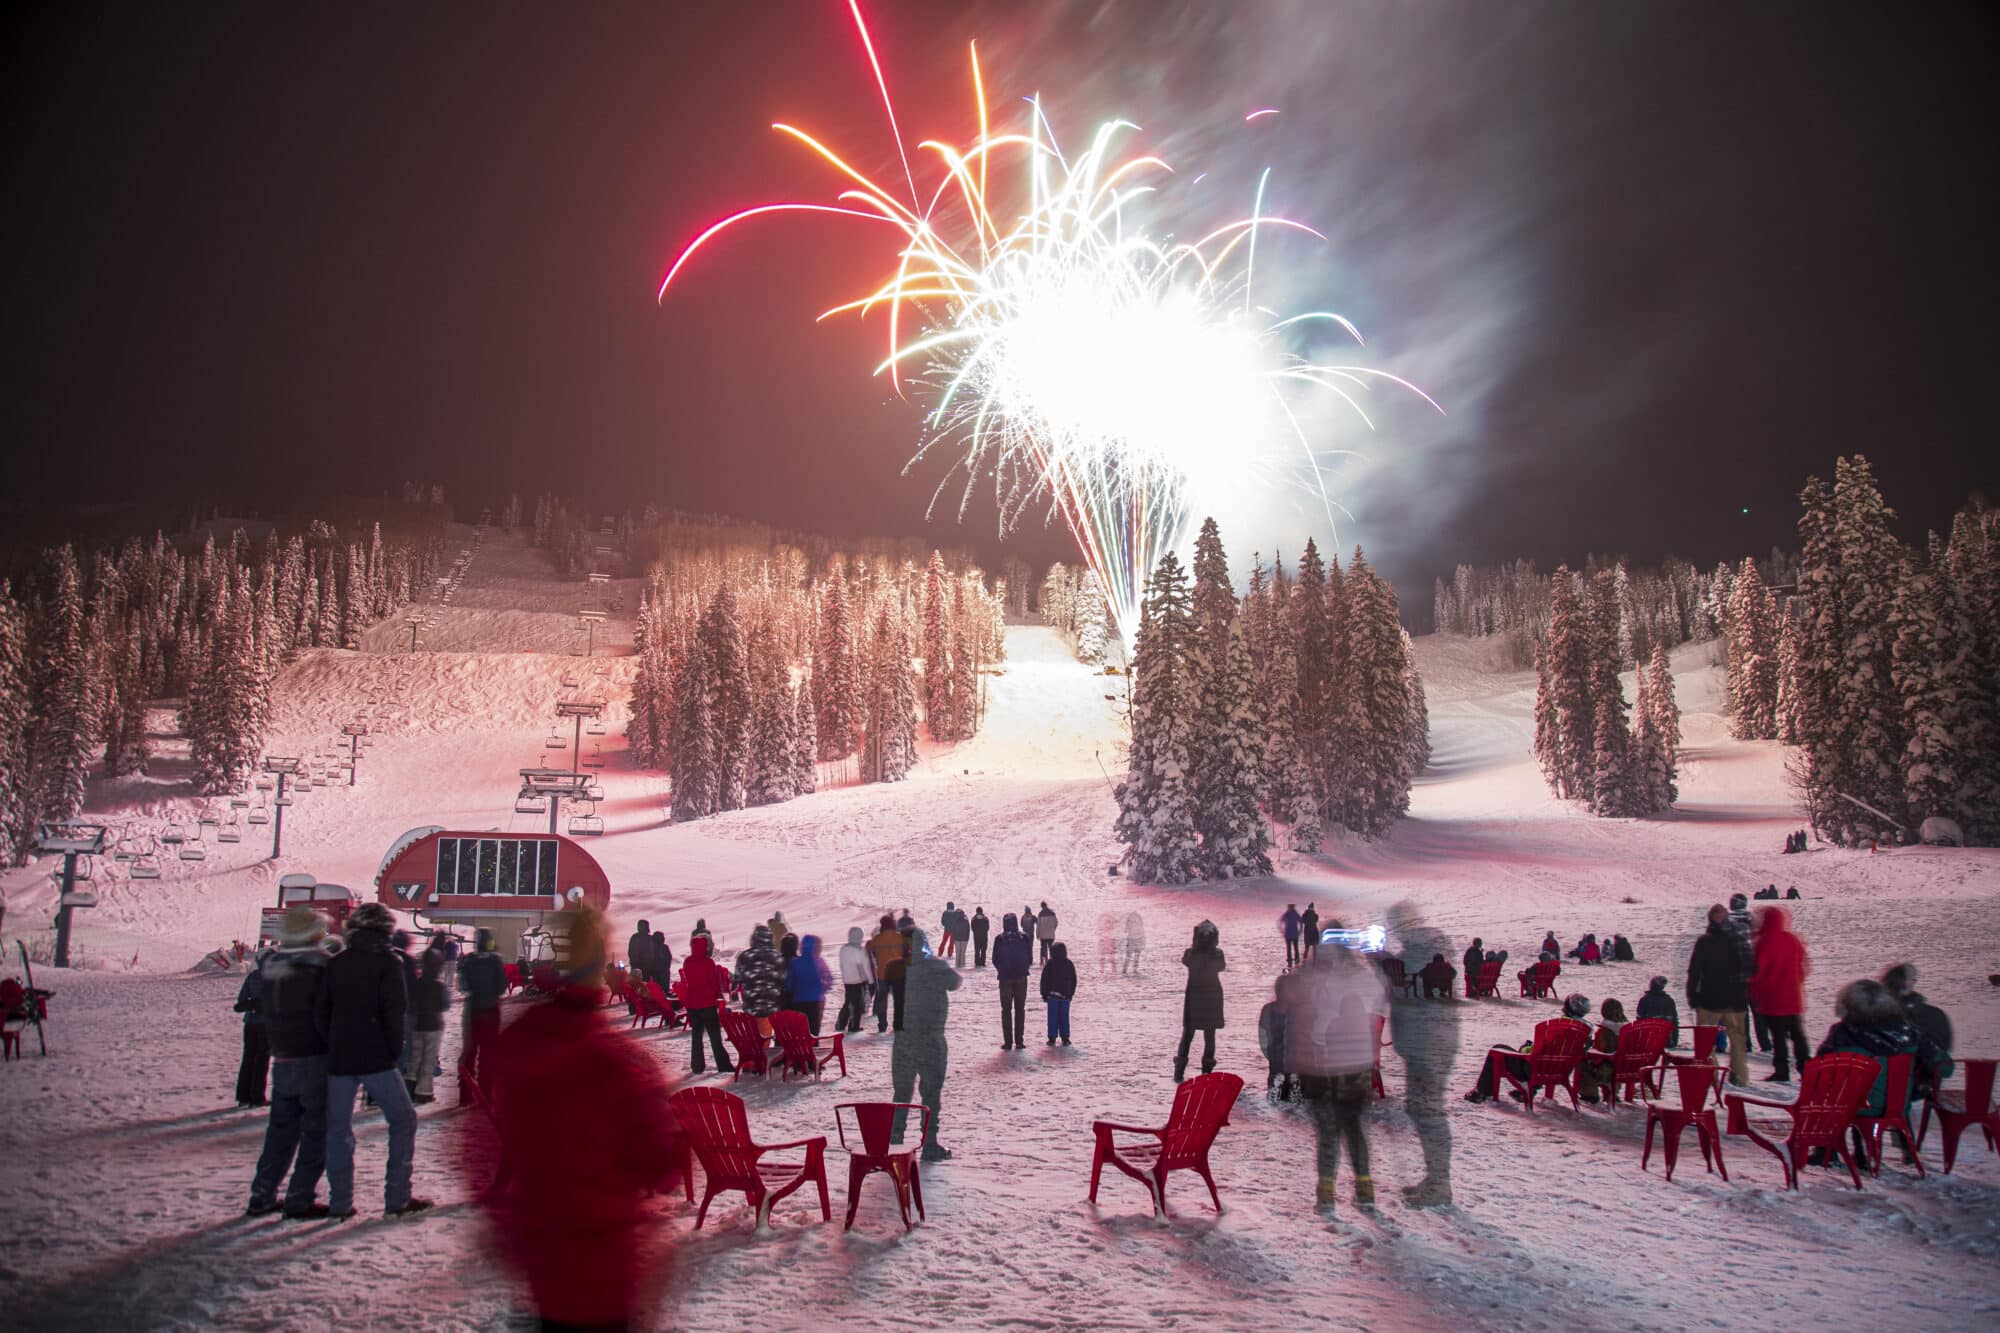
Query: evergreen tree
1774,613,1803,744
188,571,263,794
747,623,798,807
814,564,862,761
1943,504,2000,843
790,678,819,795
0,581,32,864
27,547,97,826
1261,593,1309,830
1114,552,1202,884
1630,654,1678,813
669,637,719,821
702,585,752,810
1331,553,1419,835
1833,455,1909,840
1726,556,1779,739
1074,572,1109,665
863,605,918,782
1587,568,1638,816
1290,541,1333,814
1193,616,1273,877
1791,474,1849,838
1534,567,1598,802
316,557,340,648
922,550,952,740
342,545,366,648
1892,538,1981,833
950,624,977,740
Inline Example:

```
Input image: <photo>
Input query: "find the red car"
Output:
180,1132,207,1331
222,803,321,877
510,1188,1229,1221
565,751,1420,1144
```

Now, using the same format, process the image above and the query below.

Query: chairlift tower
35,821,107,968
262,756,303,858
518,767,597,837
577,609,606,658
554,699,606,776
341,722,368,787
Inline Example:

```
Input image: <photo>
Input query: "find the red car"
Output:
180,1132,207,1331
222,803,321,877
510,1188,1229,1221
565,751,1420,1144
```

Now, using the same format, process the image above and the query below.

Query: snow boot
1354,1176,1375,1209
1315,1176,1339,1216
1401,1177,1453,1208
245,1200,279,1218
281,1203,330,1221
387,1198,435,1219
921,1143,953,1162
1173,1058,1187,1084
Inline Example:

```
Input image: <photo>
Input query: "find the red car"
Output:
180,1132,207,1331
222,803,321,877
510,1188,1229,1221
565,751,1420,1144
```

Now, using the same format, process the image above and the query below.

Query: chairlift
585,718,607,735
583,782,604,802
582,745,605,770
561,672,580,688
129,853,162,880
217,817,242,844
197,813,220,829
113,834,142,864
178,835,207,862
229,795,251,809
567,803,604,837
255,776,275,791
515,792,549,815
247,806,270,825
160,826,186,846
544,730,566,750
273,796,293,808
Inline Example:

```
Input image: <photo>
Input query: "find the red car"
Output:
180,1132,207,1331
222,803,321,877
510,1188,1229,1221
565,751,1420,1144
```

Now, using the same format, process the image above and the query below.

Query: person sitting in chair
1418,954,1457,999
1464,994,1590,1103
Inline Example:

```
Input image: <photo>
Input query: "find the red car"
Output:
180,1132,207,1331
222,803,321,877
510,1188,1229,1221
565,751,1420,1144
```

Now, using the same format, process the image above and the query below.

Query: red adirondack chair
1377,957,1418,999
1089,1071,1244,1216
1485,1018,1590,1111
668,1086,829,1230
1518,959,1560,999
1370,1014,1391,1099
1917,1057,1998,1175
1849,1053,1925,1177
1724,1052,1876,1190
835,1101,927,1231
719,1009,772,1080
1465,959,1503,999
0,978,49,1060
1587,1017,1673,1107
771,1011,847,1079
531,962,559,995
1666,1024,1721,1068
630,980,671,1030
502,963,523,995
1642,1062,1728,1182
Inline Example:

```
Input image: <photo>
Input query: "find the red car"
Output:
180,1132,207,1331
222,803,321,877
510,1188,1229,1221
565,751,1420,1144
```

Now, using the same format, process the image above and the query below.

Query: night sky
3,1,1993,595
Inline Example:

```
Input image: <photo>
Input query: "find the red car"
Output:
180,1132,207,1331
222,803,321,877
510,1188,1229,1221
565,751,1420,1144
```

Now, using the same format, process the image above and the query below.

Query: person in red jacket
675,935,734,1076
1749,906,1811,1082
478,905,681,1329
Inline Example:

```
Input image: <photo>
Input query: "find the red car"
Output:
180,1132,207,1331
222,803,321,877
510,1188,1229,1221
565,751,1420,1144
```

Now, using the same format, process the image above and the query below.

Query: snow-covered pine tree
669,635,719,821
1791,474,1849,838
1041,562,1072,638
628,596,658,767
1290,540,1333,814
814,564,863,761
790,678,818,795
701,585,752,811
746,622,797,806
189,570,262,794
1261,592,1308,830
1725,556,1779,739
1587,568,1639,816
0,581,31,864
1533,642,1562,793
27,547,97,826
1535,566,1597,802
1943,504,2000,843
1399,626,1431,777
921,551,952,740
950,624,977,740
1074,572,1109,665
1891,536,1980,835
297,566,319,649
1774,612,1803,744
1331,553,1419,835
863,605,918,782
1194,615,1272,878
316,559,340,649
1833,455,1909,841
1629,655,1677,814
1114,551,1203,884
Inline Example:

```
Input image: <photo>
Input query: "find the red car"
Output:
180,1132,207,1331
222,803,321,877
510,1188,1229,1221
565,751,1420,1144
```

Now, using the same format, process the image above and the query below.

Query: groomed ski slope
2,531,1995,1332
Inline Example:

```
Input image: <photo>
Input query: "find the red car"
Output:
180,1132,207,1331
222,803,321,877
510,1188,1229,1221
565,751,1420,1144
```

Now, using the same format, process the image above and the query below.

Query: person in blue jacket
992,913,1035,1050
784,934,830,1035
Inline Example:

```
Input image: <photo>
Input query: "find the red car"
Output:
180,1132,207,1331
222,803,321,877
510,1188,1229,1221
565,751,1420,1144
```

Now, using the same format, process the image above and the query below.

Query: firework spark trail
658,3,1441,646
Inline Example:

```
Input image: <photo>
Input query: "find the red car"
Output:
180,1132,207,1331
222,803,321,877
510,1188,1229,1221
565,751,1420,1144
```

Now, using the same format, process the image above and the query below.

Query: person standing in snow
676,934,734,1075
1299,904,1320,963
456,928,507,1106
247,907,332,1219
1041,941,1077,1046
316,903,430,1220
836,927,874,1033
1097,912,1119,976
1389,901,1458,1206
1462,938,1486,985
651,930,672,986
1291,942,1389,1214
1280,904,1302,969
1175,921,1226,1083
1258,974,1294,1101
868,914,907,1033
970,906,990,967
1636,975,1680,1047
627,919,653,983
479,904,680,1331
1036,901,1059,964
785,934,830,1034
734,926,786,1039
1725,892,1770,1055
939,902,968,967
235,956,271,1108
993,912,1034,1050
1021,903,1040,957
1749,906,1810,1082
767,911,794,957
403,947,450,1104
1686,904,1752,1087
891,928,962,1161
1123,910,1145,975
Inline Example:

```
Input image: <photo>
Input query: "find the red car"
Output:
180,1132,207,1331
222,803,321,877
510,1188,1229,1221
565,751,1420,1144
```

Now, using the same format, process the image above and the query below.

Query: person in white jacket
1035,901,1059,963
1289,943,1389,1215
1122,910,1145,975
835,927,875,1034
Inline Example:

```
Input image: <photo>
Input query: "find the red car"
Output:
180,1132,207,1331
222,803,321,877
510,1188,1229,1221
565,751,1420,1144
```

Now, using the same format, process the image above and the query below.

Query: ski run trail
2,529,1995,1332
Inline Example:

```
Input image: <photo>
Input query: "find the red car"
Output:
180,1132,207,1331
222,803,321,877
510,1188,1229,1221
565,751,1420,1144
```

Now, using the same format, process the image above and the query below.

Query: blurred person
970,906,990,967
234,954,270,1108
940,901,970,968
247,907,331,1219
1036,900,1059,964
404,947,450,1104
456,928,507,1106
1726,892,1770,1053
1122,910,1145,975
1686,904,1752,1086
1299,903,1320,962
1097,912,1119,976
1418,953,1457,999
868,913,907,1032
676,934,733,1075
317,903,429,1219
1750,906,1811,1082
1041,940,1076,1046
1290,942,1389,1214
1390,902,1459,1205
1280,903,1302,969
892,928,962,1161
993,912,1033,1050
626,918,653,983
1175,921,1226,1083
767,910,793,957
651,930,672,985
835,927,873,1034
480,904,680,1331
1258,973,1294,1101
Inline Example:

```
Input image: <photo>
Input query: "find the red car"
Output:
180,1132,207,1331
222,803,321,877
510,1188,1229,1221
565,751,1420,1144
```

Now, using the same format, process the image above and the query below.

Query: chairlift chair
583,782,604,802
586,720,607,736
216,816,242,844
159,825,186,846
113,835,142,864
583,745,605,770
129,850,162,880
544,730,566,750
247,805,270,825
229,795,251,809
568,803,605,837
255,776,276,791
561,672,580,688
178,832,207,862
515,792,549,816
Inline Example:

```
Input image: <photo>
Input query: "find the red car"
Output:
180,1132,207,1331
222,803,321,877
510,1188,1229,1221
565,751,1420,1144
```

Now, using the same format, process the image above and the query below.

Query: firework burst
659,1,1440,646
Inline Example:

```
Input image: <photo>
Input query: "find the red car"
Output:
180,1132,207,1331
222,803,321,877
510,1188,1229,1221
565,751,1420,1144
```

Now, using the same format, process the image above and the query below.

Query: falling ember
658,3,1439,647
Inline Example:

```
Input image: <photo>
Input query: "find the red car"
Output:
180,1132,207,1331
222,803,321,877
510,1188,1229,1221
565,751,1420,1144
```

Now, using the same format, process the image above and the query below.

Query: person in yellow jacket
867,914,908,1033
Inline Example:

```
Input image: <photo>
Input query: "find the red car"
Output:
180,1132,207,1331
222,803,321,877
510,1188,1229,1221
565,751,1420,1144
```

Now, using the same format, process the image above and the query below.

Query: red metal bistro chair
719,1009,772,1080
668,1086,829,1230
1849,1053,1925,1177
1485,1018,1590,1112
1089,1072,1243,1216
1642,1062,1728,1183
771,1011,847,1079
1917,1057,1998,1175
834,1101,928,1231
1724,1052,1876,1190
1666,1024,1721,1068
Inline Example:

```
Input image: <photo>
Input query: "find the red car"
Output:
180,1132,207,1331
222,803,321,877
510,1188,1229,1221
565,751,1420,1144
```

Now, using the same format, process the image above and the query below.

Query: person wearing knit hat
320,902,430,1219
247,907,333,1219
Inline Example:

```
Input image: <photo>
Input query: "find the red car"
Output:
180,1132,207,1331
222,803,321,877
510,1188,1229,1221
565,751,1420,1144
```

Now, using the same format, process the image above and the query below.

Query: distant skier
1299,904,1320,962
993,912,1034,1050
1175,921,1226,1083
1281,903,1302,969
234,955,270,1108
970,907,990,967
892,929,962,1161
1036,901,1059,963
1123,910,1145,975
1041,940,1076,1046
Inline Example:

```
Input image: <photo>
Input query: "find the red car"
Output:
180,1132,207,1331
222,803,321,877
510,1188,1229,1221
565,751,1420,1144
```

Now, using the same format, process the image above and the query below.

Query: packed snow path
2,572,1996,1329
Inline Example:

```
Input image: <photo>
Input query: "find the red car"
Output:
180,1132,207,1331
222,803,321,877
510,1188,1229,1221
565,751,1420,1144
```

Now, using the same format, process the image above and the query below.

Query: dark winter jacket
1636,981,1680,1045
1300,908,1320,941
1039,943,1077,1002
1685,922,1749,1013
784,935,828,1004
1817,1017,1954,1117
261,945,330,1059
651,933,672,979
1181,940,1227,1030
869,927,908,983
992,922,1034,981
413,953,451,1033
627,929,653,978
1258,1001,1288,1070
1611,935,1635,962
1748,908,1809,1018
315,927,408,1076
733,927,786,1017
970,911,990,942
941,907,970,942
1280,907,1301,941
1900,992,1953,1061
675,936,730,1011
901,946,962,1037
1462,944,1486,976
458,949,507,1013
235,965,266,1027
1724,909,1757,975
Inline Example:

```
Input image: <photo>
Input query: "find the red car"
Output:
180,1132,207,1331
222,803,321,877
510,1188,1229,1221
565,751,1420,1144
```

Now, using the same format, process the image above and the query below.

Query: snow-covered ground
3,531,1996,1331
